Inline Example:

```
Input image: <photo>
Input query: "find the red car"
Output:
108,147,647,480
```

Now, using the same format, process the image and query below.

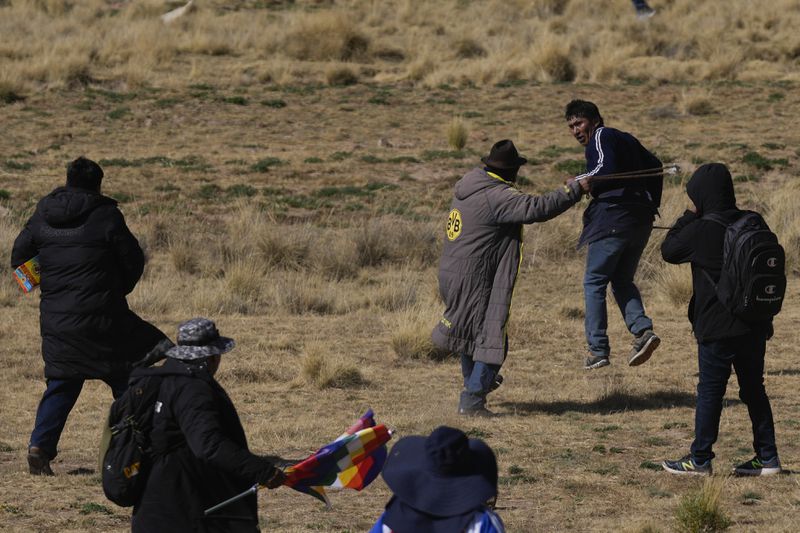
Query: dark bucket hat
381,426,498,517
164,317,235,361
480,139,527,169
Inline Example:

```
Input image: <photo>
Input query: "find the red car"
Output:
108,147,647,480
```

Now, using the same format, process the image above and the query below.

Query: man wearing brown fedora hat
432,140,591,416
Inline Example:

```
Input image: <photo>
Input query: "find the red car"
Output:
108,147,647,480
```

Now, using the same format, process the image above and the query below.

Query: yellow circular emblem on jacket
446,209,462,241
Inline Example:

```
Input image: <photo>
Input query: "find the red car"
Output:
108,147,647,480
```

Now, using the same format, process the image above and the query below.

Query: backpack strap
698,211,738,287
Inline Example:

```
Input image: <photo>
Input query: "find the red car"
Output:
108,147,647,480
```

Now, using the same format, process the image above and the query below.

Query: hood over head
686,163,737,215
38,186,116,227
454,167,508,201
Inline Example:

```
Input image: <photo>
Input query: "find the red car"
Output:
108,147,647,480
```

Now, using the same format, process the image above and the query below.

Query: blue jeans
691,333,777,463
584,226,653,357
29,376,129,459
459,338,505,411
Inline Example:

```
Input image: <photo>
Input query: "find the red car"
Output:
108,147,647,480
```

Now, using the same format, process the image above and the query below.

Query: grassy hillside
1,0,800,95
1,1,800,532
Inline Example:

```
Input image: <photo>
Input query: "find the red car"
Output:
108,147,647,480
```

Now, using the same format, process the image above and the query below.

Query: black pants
690,333,777,462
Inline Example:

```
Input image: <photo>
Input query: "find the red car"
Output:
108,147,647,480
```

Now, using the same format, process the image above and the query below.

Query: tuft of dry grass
299,342,365,389
679,89,715,116
446,117,468,151
169,237,201,275
283,12,369,62
532,37,576,83
674,476,731,533
324,65,359,87
224,259,265,305
765,182,800,274
389,302,450,361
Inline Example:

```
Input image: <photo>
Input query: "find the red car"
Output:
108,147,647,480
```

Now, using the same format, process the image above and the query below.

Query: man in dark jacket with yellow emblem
432,140,590,416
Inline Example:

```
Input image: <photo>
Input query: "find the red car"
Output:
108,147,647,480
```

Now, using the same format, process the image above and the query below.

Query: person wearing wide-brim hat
131,317,289,533
432,140,591,416
369,426,505,532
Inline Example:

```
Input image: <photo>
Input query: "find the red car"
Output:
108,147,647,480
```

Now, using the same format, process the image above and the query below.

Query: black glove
132,338,175,368
259,466,286,489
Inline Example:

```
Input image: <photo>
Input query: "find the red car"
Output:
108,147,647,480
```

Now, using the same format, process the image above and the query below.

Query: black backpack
703,211,786,322
102,367,173,507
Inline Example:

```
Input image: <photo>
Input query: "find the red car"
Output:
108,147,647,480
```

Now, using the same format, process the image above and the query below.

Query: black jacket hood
37,186,116,226
686,163,737,215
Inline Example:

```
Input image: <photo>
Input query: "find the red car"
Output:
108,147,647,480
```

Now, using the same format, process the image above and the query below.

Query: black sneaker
27,446,54,476
458,405,496,418
636,6,656,19
733,456,781,476
489,374,504,392
662,454,712,476
629,330,660,366
584,354,610,370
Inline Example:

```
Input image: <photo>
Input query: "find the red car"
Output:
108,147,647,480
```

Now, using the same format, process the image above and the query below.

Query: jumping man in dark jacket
132,318,286,533
660,163,781,476
10,157,170,475
432,140,590,416
565,99,663,370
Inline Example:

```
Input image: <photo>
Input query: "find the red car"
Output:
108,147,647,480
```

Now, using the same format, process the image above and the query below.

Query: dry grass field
2,1,800,532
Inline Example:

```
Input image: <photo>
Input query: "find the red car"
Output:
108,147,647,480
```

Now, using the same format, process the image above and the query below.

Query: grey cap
165,317,235,361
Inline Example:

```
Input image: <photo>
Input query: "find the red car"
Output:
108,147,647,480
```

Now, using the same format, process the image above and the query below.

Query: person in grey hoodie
432,140,590,416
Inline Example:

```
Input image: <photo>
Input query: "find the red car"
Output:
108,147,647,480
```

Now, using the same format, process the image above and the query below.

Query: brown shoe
27,447,54,476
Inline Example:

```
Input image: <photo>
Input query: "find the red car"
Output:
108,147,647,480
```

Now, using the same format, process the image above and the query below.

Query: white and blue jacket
577,126,663,246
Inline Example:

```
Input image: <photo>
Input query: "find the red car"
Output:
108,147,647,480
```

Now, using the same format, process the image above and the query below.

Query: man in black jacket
10,157,170,475
132,318,286,533
660,163,780,476
565,99,663,370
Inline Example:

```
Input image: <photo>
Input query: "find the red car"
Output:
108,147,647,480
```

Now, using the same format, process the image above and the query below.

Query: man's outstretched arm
488,180,585,225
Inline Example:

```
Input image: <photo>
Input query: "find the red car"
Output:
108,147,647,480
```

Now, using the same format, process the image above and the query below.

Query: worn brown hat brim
481,155,528,169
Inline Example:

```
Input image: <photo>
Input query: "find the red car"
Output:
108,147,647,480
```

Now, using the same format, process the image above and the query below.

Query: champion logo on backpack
702,211,786,323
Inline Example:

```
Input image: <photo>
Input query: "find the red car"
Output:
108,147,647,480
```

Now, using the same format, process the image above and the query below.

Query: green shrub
554,159,585,175
198,184,222,199
227,184,257,197
261,99,287,108
250,157,286,172
107,107,131,120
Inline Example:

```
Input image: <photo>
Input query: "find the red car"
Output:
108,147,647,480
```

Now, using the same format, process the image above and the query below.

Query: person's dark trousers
459,338,506,411
690,332,778,463
632,0,651,9
583,224,653,357
29,375,129,460
459,354,501,411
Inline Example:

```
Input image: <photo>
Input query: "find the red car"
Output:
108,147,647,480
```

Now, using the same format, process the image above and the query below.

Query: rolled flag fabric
14,256,40,293
283,409,392,507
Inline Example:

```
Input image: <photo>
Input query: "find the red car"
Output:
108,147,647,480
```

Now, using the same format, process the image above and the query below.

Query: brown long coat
432,168,582,364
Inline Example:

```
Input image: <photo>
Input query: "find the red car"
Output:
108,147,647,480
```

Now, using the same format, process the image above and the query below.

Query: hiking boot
458,405,496,418
584,354,610,370
662,455,712,476
27,446,54,476
489,374,504,392
629,330,660,366
636,6,656,19
733,456,782,476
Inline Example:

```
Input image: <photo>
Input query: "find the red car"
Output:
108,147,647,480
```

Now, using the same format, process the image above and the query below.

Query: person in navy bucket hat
369,426,505,533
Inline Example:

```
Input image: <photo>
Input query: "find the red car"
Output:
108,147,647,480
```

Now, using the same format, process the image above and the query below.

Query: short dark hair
66,157,104,190
565,99,603,125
